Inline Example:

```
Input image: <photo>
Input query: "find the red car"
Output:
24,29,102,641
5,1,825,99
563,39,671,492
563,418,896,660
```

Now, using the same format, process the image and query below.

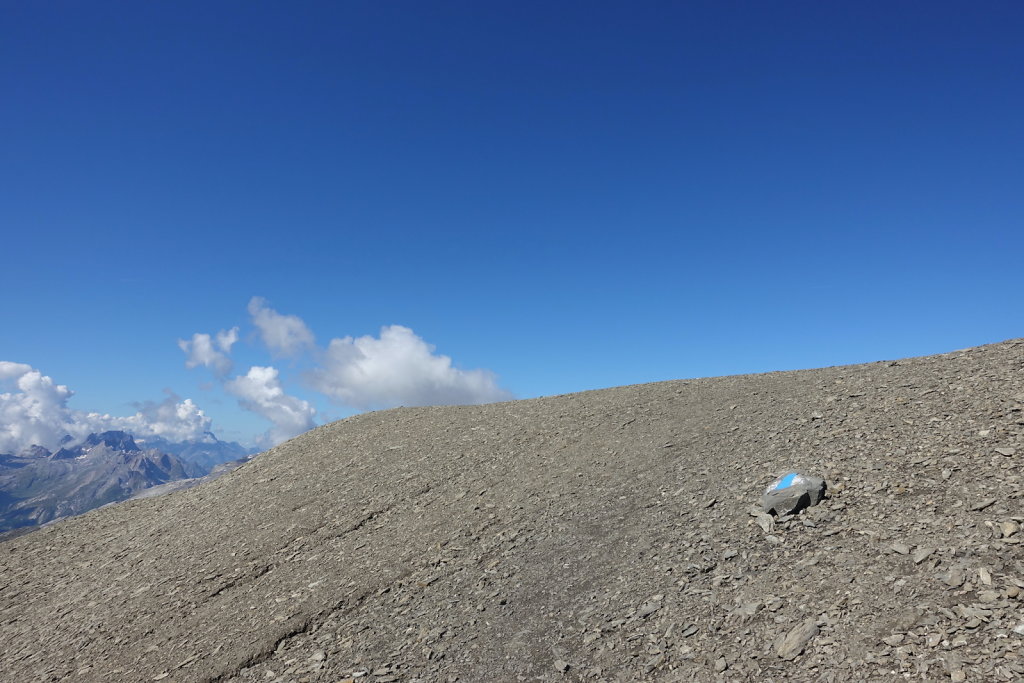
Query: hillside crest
2,339,1022,682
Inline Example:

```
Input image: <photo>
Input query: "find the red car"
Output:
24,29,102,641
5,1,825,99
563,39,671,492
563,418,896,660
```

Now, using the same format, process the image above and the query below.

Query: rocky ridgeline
1,339,1022,682
0,431,251,534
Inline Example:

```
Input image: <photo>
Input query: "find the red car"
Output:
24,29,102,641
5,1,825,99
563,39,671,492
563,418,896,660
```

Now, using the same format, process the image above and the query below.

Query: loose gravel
1,339,1022,682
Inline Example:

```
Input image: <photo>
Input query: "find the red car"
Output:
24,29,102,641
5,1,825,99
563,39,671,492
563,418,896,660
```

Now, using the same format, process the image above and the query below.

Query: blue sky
2,1,1022,448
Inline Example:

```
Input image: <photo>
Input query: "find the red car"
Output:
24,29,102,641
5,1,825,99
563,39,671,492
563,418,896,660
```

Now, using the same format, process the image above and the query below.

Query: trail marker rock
762,472,827,516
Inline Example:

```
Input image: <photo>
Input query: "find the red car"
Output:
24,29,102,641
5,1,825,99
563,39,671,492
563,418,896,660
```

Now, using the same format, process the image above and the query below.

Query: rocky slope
125,454,257,502
1,339,1022,682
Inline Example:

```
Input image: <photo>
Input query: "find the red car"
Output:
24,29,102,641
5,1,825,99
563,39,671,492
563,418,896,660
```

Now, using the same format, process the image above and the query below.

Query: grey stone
890,608,924,633
912,547,935,564
731,602,761,619
979,567,993,585
637,601,661,618
762,473,827,516
775,619,819,660
643,654,664,673
941,567,966,588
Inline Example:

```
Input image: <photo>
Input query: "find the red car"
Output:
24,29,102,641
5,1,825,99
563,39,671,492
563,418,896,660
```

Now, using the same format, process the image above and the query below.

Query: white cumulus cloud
98,394,214,443
178,327,238,376
224,366,316,447
0,362,214,454
308,325,512,410
248,297,315,357
181,300,510,443
0,361,34,382
0,361,78,453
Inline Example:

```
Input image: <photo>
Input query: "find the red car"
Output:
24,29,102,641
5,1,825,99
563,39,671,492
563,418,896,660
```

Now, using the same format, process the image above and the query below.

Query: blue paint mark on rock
776,473,798,490
762,472,827,516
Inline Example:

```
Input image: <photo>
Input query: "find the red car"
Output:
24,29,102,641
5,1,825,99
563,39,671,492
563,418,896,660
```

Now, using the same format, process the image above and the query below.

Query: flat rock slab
776,619,820,660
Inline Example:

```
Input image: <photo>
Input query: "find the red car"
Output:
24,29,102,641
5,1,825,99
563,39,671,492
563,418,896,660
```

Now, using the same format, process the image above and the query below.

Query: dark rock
762,472,827,516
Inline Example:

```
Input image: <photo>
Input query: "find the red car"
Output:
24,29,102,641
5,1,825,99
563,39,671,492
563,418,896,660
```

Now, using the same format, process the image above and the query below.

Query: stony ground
1,339,1023,682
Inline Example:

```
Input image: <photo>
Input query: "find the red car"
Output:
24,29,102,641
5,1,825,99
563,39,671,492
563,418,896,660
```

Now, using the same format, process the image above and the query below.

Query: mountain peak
18,445,51,458
83,431,140,452
50,431,142,460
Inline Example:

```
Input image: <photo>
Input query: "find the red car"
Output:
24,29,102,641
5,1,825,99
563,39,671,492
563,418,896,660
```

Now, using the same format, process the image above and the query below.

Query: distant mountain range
0,430,253,533
135,431,251,474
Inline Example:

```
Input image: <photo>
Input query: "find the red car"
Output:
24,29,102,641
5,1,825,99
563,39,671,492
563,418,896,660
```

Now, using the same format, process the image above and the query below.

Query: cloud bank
224,366,316,447
179,297,511,447
309,324,512,410
0,361,213,454
111,395,214,444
